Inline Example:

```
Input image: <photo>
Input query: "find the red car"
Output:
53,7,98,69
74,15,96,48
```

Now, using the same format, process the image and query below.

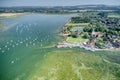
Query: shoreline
59,18,71,40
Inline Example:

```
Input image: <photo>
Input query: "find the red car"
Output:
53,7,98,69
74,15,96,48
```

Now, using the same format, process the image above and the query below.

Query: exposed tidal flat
0,13,120,80
0,13,25,18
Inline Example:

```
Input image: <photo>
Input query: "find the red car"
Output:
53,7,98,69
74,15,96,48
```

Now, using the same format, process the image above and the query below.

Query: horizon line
0,4,120,7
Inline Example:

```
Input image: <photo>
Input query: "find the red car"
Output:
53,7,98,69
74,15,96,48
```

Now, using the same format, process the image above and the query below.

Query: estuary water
0,13,73,80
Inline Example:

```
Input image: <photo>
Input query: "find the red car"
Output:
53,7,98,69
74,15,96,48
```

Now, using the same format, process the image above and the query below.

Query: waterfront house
104,42,112,48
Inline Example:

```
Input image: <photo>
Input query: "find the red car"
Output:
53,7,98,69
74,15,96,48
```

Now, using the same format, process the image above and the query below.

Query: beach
0,13,24,17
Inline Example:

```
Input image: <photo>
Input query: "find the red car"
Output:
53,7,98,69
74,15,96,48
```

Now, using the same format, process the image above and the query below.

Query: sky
0,0,120,7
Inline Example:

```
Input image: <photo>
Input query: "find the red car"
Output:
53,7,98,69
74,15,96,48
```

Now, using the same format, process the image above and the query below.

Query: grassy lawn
65,22,89,27
108,13,120,18
83,12,100,17
66,36,88,43
108,15,120,18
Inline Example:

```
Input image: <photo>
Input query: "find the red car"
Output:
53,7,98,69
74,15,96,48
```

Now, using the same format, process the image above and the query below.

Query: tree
72,34,78,38
71,17,90,23
82,32,90,39
98,12,108,18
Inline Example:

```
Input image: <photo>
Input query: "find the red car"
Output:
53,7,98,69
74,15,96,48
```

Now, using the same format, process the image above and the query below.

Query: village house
70,26,84,37
92,29,103,37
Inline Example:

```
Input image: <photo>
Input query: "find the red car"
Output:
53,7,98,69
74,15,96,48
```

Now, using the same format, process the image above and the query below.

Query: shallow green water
0,13,73,80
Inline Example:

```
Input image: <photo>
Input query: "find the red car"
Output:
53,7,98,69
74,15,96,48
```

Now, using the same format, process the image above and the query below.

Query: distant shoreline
0,13,25,18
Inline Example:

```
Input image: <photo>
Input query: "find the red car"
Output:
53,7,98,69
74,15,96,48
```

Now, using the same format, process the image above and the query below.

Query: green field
81,12,100,17
108,13,120,18
65,22,89,27
108,14,120,18
67,36,88,43
26,49,120,80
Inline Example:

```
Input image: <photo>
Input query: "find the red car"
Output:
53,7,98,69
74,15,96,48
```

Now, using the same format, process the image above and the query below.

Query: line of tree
71,17,90,23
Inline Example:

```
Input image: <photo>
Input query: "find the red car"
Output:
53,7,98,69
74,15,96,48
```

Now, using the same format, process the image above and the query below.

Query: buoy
12,45,15,47
11,61,14,64
8,47,10,50
2,50,5,53
20,42,23,44
5,45,8,48
26,44,28,47
11,40,13,42
33,43,35,46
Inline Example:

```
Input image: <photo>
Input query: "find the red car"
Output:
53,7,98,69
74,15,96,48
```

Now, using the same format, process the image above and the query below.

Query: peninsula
57,11,120,51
